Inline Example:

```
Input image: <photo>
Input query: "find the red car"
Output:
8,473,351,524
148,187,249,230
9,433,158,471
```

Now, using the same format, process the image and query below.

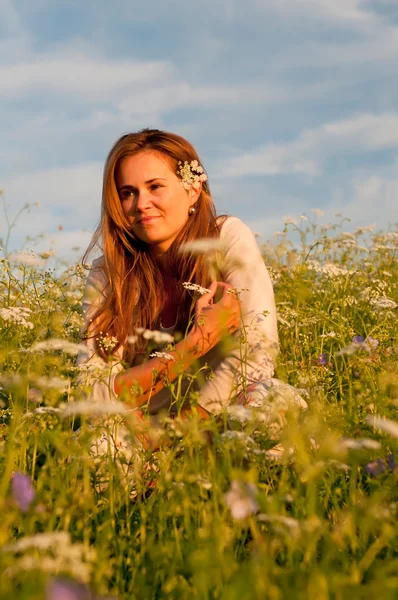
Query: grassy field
0,212,397,599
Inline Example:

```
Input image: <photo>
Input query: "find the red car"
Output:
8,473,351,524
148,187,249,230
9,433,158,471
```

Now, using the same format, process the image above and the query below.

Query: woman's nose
135,190,152,212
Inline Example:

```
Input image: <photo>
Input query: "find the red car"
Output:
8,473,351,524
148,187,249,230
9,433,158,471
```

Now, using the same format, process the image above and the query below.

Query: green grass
0,215,397,599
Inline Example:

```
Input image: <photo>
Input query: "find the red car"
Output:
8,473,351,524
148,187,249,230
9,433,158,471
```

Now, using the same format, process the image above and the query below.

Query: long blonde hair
83,128,223,362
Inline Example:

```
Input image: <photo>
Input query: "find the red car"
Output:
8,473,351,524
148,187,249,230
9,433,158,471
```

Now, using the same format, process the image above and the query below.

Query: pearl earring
189,206,196,215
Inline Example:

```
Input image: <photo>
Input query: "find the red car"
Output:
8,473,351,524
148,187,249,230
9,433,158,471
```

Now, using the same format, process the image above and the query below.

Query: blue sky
1,0,398,260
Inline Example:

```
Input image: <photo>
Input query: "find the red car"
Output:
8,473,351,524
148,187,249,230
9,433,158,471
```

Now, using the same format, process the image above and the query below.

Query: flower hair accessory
177,160,208,191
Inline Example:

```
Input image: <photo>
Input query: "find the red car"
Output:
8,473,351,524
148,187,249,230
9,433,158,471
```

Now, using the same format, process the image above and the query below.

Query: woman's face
115,150,199,257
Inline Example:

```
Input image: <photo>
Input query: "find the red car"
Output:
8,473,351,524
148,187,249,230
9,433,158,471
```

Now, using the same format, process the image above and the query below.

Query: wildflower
35,376,70,391
177,160,208,190
97,334,118,353
311,208,324,217
127,334,138,344
320,331,337,339
387,454,396,471
365,458,387,476
136,329,174,344
182,282,211,295
11,471,35,512
370,297,397,311
225,480,259,520
337,335,379,356
29,339,90,356
355,224,376,235
366,336,379,351
226,404,252,424
226,287,248,297
39,250,56,260
45,577,114,600
4,532,70,553
221,430,256,445
27,388,43,403
367,415,398,439
196,476,213,490
317,353,328,365
149,351,175,361
8,252,44,267
60,401,129,417
0,306,34,329
284,216,298,226
24,407,61,419
340,438,381,450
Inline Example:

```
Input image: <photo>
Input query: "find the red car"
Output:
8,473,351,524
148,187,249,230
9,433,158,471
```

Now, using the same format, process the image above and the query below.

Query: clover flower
11,471,35,512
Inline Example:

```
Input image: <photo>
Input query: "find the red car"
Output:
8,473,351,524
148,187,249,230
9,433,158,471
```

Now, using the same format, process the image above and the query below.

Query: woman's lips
138,216,160,225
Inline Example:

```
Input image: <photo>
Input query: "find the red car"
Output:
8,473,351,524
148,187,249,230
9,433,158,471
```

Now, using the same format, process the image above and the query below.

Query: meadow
0,205,397,599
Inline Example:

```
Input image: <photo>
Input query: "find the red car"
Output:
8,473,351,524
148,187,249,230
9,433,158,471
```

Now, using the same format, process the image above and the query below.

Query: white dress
76,217,306,483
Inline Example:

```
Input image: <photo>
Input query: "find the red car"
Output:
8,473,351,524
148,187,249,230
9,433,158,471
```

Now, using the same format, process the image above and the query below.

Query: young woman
78,128,305,452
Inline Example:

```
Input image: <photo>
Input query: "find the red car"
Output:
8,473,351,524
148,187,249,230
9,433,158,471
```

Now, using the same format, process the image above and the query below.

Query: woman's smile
138,215,161,226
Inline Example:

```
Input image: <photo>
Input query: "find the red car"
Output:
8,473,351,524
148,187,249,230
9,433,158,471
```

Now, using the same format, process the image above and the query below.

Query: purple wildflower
365,458,387,477
46,578,116,600
317,353,328,365
353,335,365,345
11,471,35,512
387,454,396,471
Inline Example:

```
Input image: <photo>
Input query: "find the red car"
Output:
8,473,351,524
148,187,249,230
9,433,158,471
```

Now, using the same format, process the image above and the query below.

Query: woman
78,128,305,456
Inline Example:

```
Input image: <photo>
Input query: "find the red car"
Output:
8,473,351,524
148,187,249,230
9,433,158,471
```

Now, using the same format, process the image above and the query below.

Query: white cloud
219,112,398,177
0,49,171,100
249,0,382,29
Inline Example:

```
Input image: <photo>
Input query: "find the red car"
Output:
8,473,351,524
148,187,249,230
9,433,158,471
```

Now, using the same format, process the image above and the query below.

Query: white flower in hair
177,160,208,190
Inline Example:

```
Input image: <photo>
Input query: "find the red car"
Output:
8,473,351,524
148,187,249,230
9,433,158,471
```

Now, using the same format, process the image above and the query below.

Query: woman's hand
189,282,241,356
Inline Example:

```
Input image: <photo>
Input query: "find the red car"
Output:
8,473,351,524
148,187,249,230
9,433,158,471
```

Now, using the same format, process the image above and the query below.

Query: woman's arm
114,281,241,407
78,262,240,408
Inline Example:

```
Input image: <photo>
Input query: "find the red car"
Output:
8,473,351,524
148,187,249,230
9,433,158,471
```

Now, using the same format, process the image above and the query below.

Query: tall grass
0,210,397,599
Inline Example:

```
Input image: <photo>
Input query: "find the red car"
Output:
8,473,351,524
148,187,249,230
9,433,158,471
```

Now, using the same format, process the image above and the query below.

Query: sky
1,0,398,262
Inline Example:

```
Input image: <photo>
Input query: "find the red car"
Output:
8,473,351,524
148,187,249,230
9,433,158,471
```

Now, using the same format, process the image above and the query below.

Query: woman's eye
120,189,134,199
150,183,163,190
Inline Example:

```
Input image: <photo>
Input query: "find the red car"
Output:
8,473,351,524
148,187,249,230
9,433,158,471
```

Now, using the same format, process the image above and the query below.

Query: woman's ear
189,180,202,205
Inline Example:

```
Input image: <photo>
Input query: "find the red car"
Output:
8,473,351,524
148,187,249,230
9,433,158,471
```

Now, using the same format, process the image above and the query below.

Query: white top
77,216,279,414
